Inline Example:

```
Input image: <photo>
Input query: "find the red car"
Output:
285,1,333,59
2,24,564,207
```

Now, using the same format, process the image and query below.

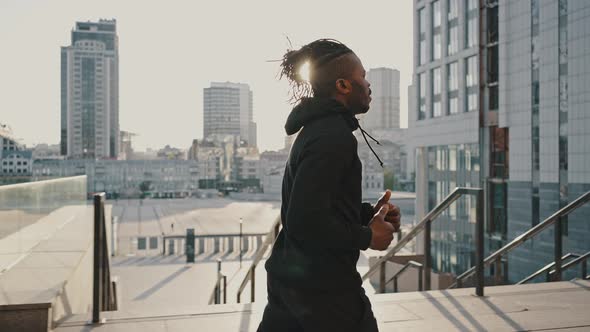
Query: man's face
346,55,372,114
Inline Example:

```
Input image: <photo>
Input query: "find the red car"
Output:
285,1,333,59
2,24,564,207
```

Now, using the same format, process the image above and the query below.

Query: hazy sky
0,0,413,152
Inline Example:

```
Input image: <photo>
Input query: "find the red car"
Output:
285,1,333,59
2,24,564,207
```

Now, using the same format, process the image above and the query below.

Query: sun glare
298,61,311,82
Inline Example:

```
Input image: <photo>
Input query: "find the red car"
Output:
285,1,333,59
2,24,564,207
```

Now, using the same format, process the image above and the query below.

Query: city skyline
0,0,413,152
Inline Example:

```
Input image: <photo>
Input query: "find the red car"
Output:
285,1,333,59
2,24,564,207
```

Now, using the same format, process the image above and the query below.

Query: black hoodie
265,97,376,292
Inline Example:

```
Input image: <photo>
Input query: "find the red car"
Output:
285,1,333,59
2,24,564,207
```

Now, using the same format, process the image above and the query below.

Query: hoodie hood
285,97,359,135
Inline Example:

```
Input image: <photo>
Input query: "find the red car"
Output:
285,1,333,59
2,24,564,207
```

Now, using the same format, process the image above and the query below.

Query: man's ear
335,79,351,94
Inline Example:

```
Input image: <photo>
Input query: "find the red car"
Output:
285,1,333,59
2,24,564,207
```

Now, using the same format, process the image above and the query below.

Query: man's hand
373,190,402,232
369,205,395,250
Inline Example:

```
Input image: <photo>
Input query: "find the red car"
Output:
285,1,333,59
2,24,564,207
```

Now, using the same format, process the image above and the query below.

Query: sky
0,0,413,152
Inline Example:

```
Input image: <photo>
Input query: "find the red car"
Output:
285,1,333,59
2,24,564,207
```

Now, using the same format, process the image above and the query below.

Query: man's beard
350,81,370,114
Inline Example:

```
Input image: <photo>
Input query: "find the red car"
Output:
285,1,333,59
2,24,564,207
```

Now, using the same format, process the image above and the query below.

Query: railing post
239,219,243,269
223,275,227,304
494,256,503,285
216,259,222,304
581,259,587,279
475,189,484,296
393,277,398,293
424,220,432,291
379,261,386,293
251,266,256,303
92,194,103,324
554,217,563,281
418,266,423,291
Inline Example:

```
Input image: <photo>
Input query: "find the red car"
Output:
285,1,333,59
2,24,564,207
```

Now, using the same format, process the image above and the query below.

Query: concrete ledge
0,204,113,328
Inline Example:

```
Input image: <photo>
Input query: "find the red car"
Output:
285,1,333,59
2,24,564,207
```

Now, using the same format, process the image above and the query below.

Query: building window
419,8,427,65
465,56,478,112
432,67,442,117
448,0,459,55
418,72,427,120
465,0,478,48
432,1,442,60
448,62,459,114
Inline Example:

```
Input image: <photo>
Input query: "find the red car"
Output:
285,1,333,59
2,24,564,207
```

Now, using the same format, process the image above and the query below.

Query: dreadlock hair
279,39,355,103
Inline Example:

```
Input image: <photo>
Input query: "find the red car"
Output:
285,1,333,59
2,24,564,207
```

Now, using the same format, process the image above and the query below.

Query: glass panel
149,236,158,249
138,237,147,250
433,0,441,28
448,0,459,20
433,33,441,60
0,176,87,272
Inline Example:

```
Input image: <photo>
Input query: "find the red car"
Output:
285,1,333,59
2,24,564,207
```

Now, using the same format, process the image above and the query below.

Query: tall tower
203,82,256,148
61,19,119,159
359,67,400,130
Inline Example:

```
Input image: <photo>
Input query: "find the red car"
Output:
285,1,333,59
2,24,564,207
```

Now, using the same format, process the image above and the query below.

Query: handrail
362,187,484,295
548,251,590,280
450,191,590,288
209,259,228,304
517,253,579,285
383,260,423,293
92,193,117,324
236,215,281,303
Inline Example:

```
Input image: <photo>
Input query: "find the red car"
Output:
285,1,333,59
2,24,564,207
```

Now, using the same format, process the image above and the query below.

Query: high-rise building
359,68,401,130
409,0,590,282
203,82,256,148
61,19,119,159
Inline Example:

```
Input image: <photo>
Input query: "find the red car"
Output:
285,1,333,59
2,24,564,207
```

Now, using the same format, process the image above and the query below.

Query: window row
418,56,478,120
418,0,478,65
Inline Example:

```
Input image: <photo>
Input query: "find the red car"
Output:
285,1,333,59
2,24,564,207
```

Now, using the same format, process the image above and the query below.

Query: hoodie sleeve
360,202,375,227
285,132,372,251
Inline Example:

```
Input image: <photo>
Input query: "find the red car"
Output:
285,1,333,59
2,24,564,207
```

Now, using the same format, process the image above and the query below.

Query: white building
1,124,32,180
203,82,257,148
61,19,119,159
359,67,401,131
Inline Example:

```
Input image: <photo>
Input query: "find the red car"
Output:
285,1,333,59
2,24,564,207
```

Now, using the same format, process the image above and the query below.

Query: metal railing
162,232,267,256
236,216,281,303
450,190,590,289
548,251,590,281
92,193,118,324
380,260,423,293
362,187,485,296
517,253,580,284
209,259,228,304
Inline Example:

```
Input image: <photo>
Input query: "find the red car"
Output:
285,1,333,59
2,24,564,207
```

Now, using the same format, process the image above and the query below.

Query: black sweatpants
257,277,379,332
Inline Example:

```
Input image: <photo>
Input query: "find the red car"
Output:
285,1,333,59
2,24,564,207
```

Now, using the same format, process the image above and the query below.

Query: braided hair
279,39,354,103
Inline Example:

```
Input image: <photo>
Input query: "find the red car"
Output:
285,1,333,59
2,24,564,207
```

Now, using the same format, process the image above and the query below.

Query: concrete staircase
54,279,590,331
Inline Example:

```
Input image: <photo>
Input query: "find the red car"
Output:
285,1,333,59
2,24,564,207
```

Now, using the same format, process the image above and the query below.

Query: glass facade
432,67,442,117
427,144,480,274
448,62,459,114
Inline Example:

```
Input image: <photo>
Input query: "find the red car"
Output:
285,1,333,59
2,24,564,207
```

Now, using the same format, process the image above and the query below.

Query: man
258,39,401,332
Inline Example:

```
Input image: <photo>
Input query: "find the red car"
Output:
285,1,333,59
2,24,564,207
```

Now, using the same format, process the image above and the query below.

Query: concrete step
54,279,590,331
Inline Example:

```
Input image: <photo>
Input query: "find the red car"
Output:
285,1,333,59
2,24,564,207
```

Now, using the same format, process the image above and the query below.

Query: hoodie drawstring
357,124,384,168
